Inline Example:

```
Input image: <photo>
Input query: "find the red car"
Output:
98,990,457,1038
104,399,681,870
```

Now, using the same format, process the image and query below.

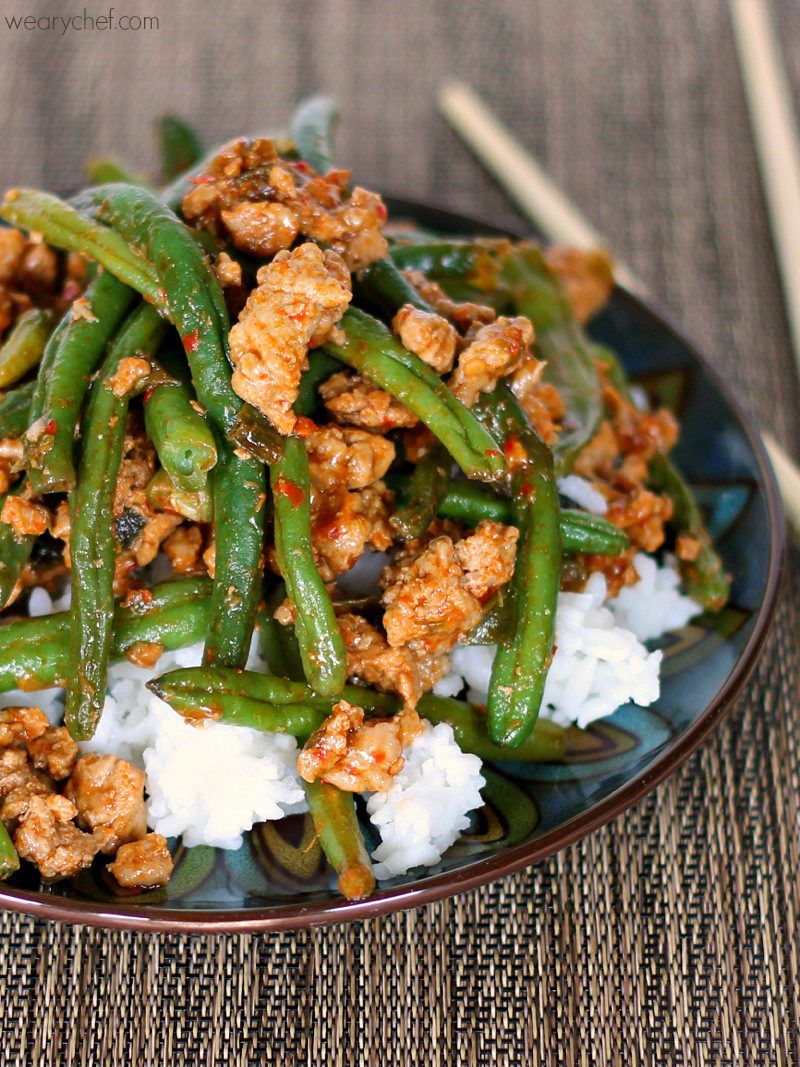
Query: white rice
436,571,663,729
0,547,698,876
557,474,608,515
367,722,485,878
608,553,701,642
143,702,304,849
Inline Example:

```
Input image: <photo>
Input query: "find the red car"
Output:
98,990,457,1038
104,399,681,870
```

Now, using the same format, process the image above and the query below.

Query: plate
0,199,784,932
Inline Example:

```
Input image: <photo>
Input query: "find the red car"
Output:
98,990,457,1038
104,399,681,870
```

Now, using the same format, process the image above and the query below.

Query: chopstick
438,79,800,536
730,0,800,371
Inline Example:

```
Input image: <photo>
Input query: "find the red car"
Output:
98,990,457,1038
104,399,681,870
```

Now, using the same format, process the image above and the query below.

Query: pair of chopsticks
437,6,800,538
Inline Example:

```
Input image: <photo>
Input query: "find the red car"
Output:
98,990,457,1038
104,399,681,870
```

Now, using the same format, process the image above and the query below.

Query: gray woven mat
1,0,799,1062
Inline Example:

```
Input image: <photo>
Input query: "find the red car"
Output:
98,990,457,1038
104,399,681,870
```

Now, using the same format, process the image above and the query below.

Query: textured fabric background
0,0,799,1062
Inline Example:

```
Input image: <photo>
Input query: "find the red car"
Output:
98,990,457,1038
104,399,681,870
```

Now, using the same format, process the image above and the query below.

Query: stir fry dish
0,100,729,900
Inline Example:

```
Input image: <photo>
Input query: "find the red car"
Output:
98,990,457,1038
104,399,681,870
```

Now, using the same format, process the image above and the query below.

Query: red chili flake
142,387,154,404
293,160,311,174
374,201,388,221
182,330,200,353
187,174,215,185
275,476,305,508
44,419,57,435
503,435,519,459
519,481,535,497
293,416,316,439
485,448,502,458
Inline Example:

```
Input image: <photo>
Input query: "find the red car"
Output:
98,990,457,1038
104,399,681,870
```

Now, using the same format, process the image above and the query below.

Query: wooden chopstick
730,0,800,372
438,78,800,536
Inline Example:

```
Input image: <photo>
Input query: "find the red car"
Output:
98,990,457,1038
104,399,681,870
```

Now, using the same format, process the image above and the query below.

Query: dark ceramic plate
0,200,784,932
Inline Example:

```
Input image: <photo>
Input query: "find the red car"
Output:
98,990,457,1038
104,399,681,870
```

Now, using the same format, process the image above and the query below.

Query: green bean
144,344,218,492
87,158,143,185
290,95,339,176
271,436,346,697
475,385,561,747
0,381,35,438
145,468,213,522
148,665,567,762
389,242,494,281
26,272,138,495
355,255,433,321
323,308,507,485
390,443,450,540
0,578,211,692
0,190,162,303
294,351,343,418
0,308,53,388
304,780,375,900
65,305,162,741
157,116,204,181
388,472,629,555
60,183,273,659
74,184,282,462
0,821,19,880
257,585,305,682
648,455,730,611
204,438,266,667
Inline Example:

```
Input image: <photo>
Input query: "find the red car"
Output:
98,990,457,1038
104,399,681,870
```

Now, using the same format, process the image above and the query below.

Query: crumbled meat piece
112,420,182,569
338,613,447,707
0,228,85,341
228,243,352,434
14,794,101,880
449,316,533,406
403,270,496,330
106,356,150,398
133,513,183,569
572,375,679,594
70,296,98,323
510,356,566,446
0,747,53,828
64,753,147,854
124,641,163,668
0,496,49,537
297,700,424,792
221,200,299,257
382,525,517,657
382,536,483,656
305,424,395,493
676,533,702,562
163,523,205,575
454,521,519,600
27,727,79,781
320,371,418,430
311,481,394,580
544,247,614,323
107,833,174,890
0,229,26,284
392,304,458,374
182,138,388,270
213,251,243,288
0,706,49,748
18,241,58,296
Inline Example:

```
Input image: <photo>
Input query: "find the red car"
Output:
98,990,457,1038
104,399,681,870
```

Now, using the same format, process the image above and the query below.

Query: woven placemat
1,0,799,1062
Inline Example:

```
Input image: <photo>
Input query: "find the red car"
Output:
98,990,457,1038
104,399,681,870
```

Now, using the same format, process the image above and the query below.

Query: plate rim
0,197,785,933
